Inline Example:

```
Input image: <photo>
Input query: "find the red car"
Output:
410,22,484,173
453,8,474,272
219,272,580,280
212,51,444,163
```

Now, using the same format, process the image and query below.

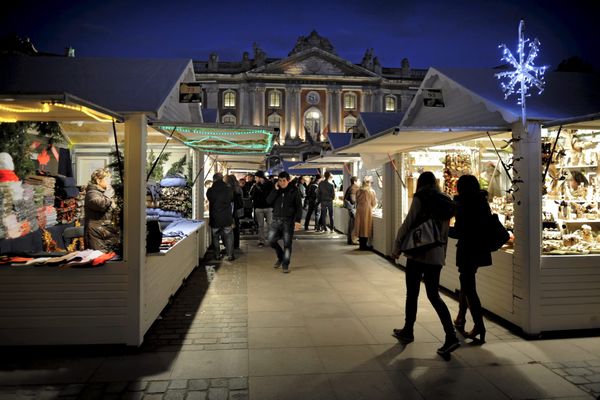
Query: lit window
267,113,281,131
344,92,357,110
222,114,236,125
385,95,397,112
344,115,357,133
269,90,281,108
223,90,236,108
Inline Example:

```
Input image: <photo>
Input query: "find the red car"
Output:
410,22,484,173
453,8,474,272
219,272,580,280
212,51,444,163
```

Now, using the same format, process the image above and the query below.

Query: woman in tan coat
353,178,377,250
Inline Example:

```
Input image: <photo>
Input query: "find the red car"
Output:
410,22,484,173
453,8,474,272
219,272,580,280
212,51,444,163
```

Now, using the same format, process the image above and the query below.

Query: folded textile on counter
160,176,188,187
163,219,203,236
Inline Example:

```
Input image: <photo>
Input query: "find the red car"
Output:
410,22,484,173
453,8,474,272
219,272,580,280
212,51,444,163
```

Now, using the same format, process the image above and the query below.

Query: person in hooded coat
449,174,492,343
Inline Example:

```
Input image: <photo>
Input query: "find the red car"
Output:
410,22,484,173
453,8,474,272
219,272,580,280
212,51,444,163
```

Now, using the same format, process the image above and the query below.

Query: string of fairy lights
155,125,274,155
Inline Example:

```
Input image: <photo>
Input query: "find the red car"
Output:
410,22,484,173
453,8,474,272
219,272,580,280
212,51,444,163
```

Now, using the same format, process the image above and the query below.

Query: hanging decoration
495,19,546,205
154,125,274,154
495,19,547,128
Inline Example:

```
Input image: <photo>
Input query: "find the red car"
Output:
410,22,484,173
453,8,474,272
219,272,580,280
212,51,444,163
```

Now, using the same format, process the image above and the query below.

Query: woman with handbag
392,171,460,357
449,174,492,343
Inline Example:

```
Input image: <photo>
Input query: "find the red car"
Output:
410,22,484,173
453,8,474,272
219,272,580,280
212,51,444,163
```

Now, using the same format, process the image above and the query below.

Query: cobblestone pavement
1,233,600,399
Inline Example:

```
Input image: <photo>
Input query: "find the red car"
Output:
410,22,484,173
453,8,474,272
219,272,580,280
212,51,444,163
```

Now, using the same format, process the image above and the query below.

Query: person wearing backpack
391,171,460,357
449,174,492,343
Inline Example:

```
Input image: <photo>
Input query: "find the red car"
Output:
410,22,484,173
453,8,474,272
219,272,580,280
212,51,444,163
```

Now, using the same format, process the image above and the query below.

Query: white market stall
337,66,600,335
0,56,208,346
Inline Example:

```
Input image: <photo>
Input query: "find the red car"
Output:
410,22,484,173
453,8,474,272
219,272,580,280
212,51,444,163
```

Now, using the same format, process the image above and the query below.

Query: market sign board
423,89,445,107
179,82,202,103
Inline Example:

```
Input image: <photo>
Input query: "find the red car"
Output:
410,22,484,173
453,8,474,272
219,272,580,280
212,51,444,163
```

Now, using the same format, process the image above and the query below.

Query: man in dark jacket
304,175,321,230
206,172,234,261
266,171,303,273
317,171,335,232
250,170,273,247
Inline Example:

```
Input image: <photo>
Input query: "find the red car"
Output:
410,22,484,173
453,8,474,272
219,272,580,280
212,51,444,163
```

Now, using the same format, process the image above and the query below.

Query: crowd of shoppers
206,167,493,359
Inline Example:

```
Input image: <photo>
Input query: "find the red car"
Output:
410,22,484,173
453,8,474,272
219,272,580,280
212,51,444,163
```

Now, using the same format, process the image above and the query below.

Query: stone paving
1,231,600,399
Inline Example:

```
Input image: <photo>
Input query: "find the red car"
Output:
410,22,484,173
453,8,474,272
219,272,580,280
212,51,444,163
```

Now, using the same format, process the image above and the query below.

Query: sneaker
227,256,235,261
258,242,265,248
392,328,414,344
282,266,290,273
437,336,460,355
273,259,282,268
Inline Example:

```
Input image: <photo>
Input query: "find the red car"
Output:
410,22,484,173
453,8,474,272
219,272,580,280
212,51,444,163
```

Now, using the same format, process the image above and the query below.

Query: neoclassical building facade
194,31,426,153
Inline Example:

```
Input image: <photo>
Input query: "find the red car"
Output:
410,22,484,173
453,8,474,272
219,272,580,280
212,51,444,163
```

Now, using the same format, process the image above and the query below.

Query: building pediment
248,48,379,78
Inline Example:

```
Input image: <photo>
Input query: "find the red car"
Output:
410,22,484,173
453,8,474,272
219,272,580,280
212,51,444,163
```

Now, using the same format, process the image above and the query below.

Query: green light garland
156,124,274,154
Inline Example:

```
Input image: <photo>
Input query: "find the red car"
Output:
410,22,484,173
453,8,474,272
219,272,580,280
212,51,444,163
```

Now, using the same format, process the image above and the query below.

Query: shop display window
541,128,600,255
405,135,514,249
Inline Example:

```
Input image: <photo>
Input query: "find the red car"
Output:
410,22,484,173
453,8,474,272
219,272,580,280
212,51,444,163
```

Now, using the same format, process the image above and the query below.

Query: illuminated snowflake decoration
495,20,547,105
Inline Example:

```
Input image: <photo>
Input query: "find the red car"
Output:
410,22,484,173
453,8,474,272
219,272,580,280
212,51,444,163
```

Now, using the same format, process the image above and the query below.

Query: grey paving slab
170,350,248,379
477,364,592,399
328,371,415,400
316,345,383,373
248,347,325,376
404,366,510,400
247,311,305,328
248,326,314,348
249,374,336,400
305,317,378,346
0,357,104,385
91,353,176,382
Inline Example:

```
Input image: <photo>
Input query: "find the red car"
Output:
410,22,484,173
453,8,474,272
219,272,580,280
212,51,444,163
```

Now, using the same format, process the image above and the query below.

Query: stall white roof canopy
0,55,200,122
305,154,361,163
335,67,600,157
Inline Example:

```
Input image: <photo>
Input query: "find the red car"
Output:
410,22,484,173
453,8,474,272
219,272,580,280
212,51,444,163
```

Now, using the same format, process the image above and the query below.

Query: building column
288,86,300,139
285,88,292,140
257,86,266,126
205,85,219,110
239,84,250,125
364,89,373,112
373,89,384,112
332,88,342,132
124,113,147,346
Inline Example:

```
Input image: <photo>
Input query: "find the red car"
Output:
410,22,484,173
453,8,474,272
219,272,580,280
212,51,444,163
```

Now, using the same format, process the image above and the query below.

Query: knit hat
0,152,14,171
255,170,265,179
0,152,19,183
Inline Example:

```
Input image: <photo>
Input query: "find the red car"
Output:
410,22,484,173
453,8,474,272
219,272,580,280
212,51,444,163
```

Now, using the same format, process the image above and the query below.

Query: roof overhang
305,154,361,164
334,126,509,155
0,93,123,123
543,112,600,130
152,122,275,155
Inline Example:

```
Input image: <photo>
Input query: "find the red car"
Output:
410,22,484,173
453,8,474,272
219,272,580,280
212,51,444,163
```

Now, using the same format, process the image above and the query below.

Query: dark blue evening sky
2,0,598,70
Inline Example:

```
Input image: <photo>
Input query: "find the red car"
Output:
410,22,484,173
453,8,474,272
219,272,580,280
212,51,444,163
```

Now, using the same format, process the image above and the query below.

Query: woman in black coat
449,174,492,343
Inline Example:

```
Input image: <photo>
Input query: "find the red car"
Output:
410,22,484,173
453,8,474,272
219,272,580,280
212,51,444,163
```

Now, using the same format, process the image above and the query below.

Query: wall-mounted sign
306,91,320,105
423,89,445,107
179,82,202,103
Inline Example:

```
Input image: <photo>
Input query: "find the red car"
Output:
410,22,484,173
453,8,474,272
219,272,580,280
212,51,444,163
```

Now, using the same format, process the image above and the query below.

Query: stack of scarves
0,182,39,239
25,175,55,206
54,175,79,199
36,206,58,229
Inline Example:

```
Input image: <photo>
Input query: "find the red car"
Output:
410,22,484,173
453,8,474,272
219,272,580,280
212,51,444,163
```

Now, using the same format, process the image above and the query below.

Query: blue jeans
267,218,295,267
211,226,234,258
319,201,334,231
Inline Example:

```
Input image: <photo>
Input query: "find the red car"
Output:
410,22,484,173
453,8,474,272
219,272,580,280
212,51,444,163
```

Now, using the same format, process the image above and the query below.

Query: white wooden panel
372,216,386,254
143,229,200,333
0,262,129,345
538,256,600,330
